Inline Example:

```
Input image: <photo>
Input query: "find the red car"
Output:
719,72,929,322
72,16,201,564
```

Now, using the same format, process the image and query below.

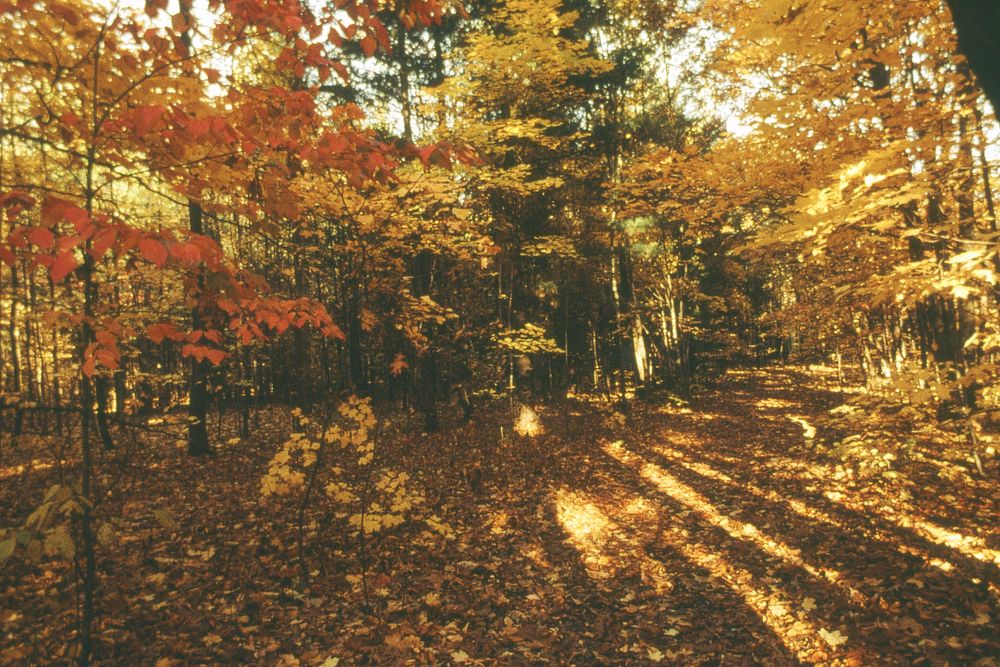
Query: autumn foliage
1,0,998,665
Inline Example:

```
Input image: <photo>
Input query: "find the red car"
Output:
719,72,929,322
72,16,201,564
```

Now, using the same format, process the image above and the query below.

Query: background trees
1,0,999,662
3,0,997,471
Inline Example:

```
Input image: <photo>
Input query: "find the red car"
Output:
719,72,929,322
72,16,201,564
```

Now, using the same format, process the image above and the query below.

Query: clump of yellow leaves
344,470,427,534
261,397,433,537
260,429,316,497
495,322,563,355
325,397,377,464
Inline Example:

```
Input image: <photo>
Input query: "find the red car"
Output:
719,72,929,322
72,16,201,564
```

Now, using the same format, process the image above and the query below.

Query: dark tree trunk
945,1,1000,113
187,200,211,457
94,375,115,451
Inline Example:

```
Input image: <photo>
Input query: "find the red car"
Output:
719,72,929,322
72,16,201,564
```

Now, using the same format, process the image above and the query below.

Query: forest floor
1,367,998,665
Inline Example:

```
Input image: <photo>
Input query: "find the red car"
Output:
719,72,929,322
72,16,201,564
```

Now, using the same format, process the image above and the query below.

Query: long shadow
535,484,801,665
629,368,999,661
486,408,802,663
697,368,848,413
653,419,1000,587
647,371,1000,580
619,437,1000,657
594,447,948,664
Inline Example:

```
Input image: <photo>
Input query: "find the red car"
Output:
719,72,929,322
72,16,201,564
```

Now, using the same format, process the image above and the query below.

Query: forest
0,0,998,664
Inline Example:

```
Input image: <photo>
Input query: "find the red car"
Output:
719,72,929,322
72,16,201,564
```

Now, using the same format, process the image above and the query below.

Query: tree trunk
187,200,211,457
945,1,1000,114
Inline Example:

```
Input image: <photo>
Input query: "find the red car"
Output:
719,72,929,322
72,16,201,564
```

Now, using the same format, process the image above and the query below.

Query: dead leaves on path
1,368,997,664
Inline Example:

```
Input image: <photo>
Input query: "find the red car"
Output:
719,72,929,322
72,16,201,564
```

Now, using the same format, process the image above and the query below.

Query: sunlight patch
551,485,672,591
554,488,614,578
788,415,817,440
756,397,797,409
898,517,1000,566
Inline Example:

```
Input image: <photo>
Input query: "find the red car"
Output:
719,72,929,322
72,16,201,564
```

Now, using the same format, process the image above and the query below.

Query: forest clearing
2,0,1000,664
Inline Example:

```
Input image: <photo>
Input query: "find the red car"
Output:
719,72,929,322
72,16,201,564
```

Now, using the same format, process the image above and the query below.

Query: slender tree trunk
94,376,114,450
8,259,23,438
187,200,211,457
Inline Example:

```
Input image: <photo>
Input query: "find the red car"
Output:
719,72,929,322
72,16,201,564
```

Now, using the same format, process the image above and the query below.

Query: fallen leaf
819,628,848,647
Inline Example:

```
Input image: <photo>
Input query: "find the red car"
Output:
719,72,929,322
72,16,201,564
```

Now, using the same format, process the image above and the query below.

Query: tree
945,0,1000,112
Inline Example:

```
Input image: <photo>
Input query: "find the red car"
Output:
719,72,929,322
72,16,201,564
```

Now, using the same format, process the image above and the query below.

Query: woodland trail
480,370,1000,665
524,368,1000,665
3,368,999,665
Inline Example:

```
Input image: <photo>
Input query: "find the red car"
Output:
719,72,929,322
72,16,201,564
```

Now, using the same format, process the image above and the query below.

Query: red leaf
186,118,210,140
169,240,201,264
418,144,437,168
95,346,120,371
217,298,239,315
147,322,182,344
90,227,118,260
139,238,168,267
50,251,78,282
332,61,349,82
64,207,89,230
327,323,346,340
372,19,390,51
180,343,202,361
237,325,254,345
95,330,117,347
27,227,55,249
204,348,227,365
0,245,14,267
133,105,165,136
41,197,74,226
359,34,377,57
1,191,34,208
56,234,84,251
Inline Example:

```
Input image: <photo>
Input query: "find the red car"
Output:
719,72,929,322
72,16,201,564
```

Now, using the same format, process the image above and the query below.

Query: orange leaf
28,227,55,249
360,35,377,57
390,354,409,376
204,348,226,365
90,227,118,260
171,12,189,32
50,251,78,282
139,238,168,267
